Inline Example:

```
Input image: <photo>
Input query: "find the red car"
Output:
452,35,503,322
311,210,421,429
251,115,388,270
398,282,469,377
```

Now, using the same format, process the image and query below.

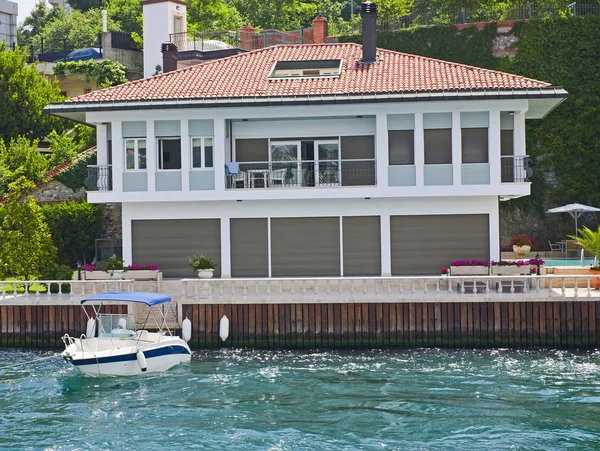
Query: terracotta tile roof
67,43,553,104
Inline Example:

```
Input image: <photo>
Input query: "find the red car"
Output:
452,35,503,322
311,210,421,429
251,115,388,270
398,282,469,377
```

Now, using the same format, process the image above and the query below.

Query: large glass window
124,139,146,170
191,137,214,169
158,138,181,170
461,128,489,163
388,130,414,165
424,129,452,164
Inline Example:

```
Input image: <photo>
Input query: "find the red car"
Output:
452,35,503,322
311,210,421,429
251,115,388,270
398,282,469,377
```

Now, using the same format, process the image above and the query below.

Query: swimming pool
544,258,597,267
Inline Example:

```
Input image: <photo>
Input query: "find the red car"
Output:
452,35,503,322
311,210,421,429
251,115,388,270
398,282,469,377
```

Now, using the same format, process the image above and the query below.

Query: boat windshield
97,313,136,338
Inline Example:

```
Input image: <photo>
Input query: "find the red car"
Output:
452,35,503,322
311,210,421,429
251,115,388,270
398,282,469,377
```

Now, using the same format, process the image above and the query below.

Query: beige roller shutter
271,217,340,276
230,218,268,277
391,214,489,275
343,216,381,276
132,219,221,278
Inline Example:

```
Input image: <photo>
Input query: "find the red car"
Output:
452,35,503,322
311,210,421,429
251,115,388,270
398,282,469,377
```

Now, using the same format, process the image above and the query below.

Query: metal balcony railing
226,160,376,189
85,165,113,191
169,30,241,52
501,156,531,183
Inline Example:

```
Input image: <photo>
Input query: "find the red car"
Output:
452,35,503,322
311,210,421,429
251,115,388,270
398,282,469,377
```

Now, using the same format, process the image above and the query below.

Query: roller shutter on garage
230,218,269,277
343,216,381,276
132,219,221,278
390,214,489,275
271,217,340,276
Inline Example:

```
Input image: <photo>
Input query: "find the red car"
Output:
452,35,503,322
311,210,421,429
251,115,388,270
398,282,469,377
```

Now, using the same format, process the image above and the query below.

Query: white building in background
47,0,70,11
0,0,17,50
44,1,567,279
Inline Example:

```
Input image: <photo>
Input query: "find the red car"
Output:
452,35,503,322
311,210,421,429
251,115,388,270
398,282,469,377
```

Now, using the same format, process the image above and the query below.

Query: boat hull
63,339,191,377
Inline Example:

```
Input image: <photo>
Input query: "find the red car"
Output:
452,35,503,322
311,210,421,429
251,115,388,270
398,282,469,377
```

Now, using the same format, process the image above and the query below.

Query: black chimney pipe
360,2,377,64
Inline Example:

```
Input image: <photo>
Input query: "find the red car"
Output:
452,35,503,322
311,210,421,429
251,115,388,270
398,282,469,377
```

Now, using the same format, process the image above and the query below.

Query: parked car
54,47,102,63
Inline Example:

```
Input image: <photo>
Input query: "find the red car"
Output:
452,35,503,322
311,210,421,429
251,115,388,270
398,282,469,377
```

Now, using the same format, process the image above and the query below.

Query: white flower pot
491,266,529,276
197,269,215,279
450,266,489,276
512,245,531,257
107,270,124,280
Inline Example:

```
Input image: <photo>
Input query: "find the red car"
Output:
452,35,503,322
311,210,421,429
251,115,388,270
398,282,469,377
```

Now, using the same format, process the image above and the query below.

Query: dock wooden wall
1,302,598,349
182,302,600,349
0,305,127,349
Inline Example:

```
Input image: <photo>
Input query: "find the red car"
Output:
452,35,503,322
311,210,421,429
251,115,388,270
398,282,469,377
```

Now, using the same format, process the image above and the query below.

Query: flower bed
450,260,490,276
83,264,161,280
490,258,545,276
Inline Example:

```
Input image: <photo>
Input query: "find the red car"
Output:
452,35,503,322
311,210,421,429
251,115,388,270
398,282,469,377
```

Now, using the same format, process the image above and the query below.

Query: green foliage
0,178,57,280
188,0,244,31
64,0,104,12
54,149,97,191
47,130,78,167
570,226,600,260
40,201,104,267
105,0,143,37
0,136,49,194
73,124,97,152
189,254,217,271
230,0,317,30
53,59,129,88
0,44,66,143
17,1,63,48
102,254,126,271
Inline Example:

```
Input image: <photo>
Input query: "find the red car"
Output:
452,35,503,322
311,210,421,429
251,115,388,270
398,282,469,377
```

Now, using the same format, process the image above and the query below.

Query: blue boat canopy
81,292,171,306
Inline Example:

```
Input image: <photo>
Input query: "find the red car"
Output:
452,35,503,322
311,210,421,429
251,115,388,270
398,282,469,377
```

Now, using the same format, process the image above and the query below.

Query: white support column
111,121,123,193
339,216,344,276
146,120,156,192
489,110,501,186
180,120,190,191
375,114,388,189
220,217,231,278
513,111,526,156
267,217,272,278
414,113,424,188
489,197,500,262
214,118,226,194
380,210,391,277
121,207,132,265
451,111,462,186
96,124,108,166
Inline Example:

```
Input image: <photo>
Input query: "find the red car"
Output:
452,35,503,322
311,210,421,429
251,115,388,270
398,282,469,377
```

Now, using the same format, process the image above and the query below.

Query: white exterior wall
0,0,17,49
142,0,187,78
121,196,500,276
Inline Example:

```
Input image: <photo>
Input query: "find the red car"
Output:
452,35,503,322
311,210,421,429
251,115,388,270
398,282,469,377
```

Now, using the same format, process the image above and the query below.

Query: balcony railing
226,160,376,189
85,165,113,191
501,156,531,183
169,30,240,52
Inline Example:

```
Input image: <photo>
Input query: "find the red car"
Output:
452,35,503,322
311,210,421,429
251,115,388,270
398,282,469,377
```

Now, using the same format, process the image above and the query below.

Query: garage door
343,216,381,276
271,217,340,276
391,214,489,275
230,218,268,277
132,219,221,278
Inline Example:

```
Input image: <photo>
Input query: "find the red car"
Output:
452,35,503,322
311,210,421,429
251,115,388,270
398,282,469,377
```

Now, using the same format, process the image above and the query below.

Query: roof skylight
269,59,342,79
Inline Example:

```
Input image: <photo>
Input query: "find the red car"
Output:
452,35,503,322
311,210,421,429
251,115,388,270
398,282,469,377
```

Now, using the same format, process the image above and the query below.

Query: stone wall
31,180,86,203
102,203,122,239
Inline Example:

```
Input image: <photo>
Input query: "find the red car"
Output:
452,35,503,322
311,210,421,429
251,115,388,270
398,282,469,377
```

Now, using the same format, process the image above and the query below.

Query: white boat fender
136,350,147,372
219,315,229,342
182,317,192,343
86,318,96,338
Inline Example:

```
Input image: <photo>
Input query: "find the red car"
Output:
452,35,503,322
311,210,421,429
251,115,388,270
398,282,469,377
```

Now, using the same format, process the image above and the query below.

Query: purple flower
450,260,490,267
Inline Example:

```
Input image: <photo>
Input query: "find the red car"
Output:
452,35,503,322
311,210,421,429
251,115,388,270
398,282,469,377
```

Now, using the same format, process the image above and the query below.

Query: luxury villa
44,1,567,279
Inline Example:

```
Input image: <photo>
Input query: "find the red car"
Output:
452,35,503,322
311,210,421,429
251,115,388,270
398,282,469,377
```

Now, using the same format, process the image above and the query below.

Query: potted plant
441,267,448,277
510,236,534,257
570,226,600,289
490,258,544,276
103,254,126,280
189,255,217,279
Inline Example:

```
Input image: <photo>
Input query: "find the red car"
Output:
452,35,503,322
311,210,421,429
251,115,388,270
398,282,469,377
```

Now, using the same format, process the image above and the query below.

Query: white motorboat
61,292,192,377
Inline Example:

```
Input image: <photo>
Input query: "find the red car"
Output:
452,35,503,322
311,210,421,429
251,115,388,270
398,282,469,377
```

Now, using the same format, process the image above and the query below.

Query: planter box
84,270,161,280
491,266,531,276
450,266,489,276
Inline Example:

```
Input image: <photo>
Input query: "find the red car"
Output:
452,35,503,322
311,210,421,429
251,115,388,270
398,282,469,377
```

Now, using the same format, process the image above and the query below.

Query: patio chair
548,240,563,254
269,169,287,187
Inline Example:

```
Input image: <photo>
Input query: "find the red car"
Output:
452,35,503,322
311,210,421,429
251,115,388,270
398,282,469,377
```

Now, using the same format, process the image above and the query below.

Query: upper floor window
191,137,214,169
461,112,489,164
158,138,181,170
389,130,414,165
125,138,146,170
423,113,452,165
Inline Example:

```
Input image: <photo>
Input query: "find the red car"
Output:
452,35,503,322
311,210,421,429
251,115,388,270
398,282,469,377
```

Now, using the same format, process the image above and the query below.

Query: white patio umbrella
547,203,600,237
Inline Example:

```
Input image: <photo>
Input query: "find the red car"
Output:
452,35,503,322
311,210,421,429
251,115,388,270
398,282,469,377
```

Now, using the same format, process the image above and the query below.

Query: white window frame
190,136,214,170
157,137,182,171
124,138,147,171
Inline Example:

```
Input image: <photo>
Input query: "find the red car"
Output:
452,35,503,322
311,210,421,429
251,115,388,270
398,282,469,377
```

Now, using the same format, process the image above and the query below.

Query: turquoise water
1,348,600,450
544,258,596,267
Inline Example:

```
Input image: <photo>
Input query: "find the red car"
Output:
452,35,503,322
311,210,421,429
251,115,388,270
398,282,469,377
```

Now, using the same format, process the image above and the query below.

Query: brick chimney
312,15,328,44
360,2,377,64
240,25,256,51
161,43,179,73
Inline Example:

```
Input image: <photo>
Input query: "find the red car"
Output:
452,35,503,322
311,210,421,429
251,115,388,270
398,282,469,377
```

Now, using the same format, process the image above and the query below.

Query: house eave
44,87,568,122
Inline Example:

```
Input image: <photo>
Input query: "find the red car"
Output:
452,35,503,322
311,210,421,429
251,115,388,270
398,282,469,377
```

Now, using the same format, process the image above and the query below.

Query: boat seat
108,328,136,339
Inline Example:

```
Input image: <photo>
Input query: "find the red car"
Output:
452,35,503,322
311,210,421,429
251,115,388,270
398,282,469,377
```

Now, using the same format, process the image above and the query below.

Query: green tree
65,0,104,12
231,0,317,30
187,0,244,31
106,0,143,37
47,130,78,167
0,43,66,143
0,177,57,280
17,1,63,50
0,137,49,194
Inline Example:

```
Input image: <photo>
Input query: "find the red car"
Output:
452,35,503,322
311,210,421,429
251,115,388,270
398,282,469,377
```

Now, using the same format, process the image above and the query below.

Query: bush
53,148,97,191
42,262,74,293
40,201,104,267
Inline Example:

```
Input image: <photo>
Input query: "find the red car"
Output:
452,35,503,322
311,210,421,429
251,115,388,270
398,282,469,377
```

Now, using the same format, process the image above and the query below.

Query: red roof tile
67,44,552,104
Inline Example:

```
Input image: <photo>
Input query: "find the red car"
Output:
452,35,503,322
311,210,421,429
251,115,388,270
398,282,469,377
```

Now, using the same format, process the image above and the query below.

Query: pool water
544,258,597,267
1,348,600,450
